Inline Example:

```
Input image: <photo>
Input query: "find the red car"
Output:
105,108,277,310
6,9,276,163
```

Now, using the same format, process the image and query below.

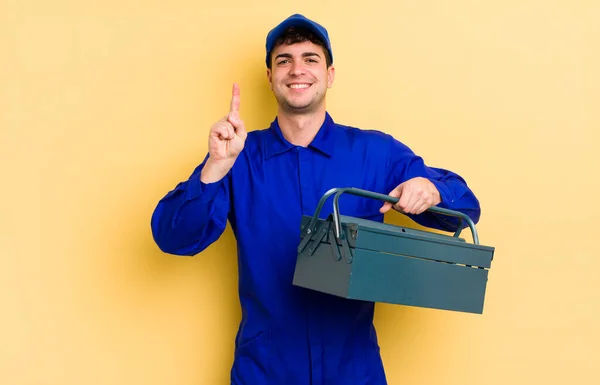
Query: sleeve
150,154,231,256
385,135,481,232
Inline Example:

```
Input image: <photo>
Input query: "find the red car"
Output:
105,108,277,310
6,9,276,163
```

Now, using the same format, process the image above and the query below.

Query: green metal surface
349,249,489,313
293,187,496,314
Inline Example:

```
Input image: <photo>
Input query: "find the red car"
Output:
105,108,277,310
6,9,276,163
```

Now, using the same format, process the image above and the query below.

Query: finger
212,117,228,131
381,186,402,213
379,202,393,214
227,111,247,140
395,186,412,212
229,83,240,113
227,111,241,128
212,123,234,140
212,124,228,139
414,201,432,215
404,189,425,214
236,121,247,141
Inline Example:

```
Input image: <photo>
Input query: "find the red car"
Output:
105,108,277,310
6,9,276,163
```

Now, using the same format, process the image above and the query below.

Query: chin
284,101,315,112
289,101,312,109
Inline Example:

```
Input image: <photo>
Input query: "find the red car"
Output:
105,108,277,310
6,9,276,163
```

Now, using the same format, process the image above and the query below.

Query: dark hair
267,27,332,69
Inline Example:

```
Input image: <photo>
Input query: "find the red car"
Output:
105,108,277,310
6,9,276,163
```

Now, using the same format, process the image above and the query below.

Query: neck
277,109,327,147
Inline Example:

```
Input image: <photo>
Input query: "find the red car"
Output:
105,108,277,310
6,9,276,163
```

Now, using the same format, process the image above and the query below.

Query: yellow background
2,1,599,384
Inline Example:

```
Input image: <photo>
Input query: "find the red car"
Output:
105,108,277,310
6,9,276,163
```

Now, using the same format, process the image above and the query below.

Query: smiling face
267,40,335,115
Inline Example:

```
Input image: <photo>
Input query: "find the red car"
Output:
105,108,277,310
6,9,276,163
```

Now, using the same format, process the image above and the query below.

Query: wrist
200,157,236,183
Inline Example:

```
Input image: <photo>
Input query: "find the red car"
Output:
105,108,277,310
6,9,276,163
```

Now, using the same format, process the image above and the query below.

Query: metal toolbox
293,188,496,314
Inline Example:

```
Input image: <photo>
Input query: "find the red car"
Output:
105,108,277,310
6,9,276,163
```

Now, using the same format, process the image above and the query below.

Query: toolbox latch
328,217,354,263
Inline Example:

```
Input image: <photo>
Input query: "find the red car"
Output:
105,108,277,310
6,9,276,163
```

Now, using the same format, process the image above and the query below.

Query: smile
288,84,311,89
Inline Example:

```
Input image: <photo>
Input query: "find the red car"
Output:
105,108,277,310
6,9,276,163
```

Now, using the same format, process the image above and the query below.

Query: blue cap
265,14,333,67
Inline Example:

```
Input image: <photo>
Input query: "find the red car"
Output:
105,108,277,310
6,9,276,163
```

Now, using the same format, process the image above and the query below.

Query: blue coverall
151,112,481,384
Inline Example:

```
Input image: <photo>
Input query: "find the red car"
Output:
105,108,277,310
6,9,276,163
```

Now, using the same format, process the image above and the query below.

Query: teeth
289,84,310,89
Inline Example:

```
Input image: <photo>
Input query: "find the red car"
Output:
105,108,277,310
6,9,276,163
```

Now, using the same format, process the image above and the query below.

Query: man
151,14,481,385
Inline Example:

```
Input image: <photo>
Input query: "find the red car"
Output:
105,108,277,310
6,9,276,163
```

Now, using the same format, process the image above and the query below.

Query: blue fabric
151,113,481,385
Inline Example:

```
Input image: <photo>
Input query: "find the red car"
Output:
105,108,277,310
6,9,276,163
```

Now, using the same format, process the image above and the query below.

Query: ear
327,65,335,88
266,68,273,90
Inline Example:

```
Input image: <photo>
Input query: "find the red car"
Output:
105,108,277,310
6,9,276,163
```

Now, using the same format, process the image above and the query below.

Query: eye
306,58,318,63
277,59,290,65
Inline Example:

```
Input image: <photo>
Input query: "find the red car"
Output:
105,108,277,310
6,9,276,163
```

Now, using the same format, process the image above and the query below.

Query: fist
380,177,441,215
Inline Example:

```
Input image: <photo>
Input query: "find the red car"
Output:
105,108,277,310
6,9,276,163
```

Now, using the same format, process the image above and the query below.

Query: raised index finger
230,83,240,113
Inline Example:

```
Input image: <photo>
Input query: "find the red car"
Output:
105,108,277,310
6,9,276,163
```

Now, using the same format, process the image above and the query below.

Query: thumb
379,202,393,214
379,185,403,214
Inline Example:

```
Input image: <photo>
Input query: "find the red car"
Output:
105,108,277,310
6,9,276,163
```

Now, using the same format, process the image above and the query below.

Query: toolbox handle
307,187,480,245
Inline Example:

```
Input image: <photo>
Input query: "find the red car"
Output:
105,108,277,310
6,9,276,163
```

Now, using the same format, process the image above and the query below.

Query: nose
288,61,306,76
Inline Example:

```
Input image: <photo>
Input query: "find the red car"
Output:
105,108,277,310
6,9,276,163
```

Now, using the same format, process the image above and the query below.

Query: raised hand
201,83,248,183
208,83,247,161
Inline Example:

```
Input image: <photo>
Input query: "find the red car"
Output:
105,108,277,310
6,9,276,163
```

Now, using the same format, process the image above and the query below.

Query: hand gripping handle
305,187,479,244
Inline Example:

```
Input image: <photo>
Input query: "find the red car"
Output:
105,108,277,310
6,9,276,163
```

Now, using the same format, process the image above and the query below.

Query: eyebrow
274,52,322,61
